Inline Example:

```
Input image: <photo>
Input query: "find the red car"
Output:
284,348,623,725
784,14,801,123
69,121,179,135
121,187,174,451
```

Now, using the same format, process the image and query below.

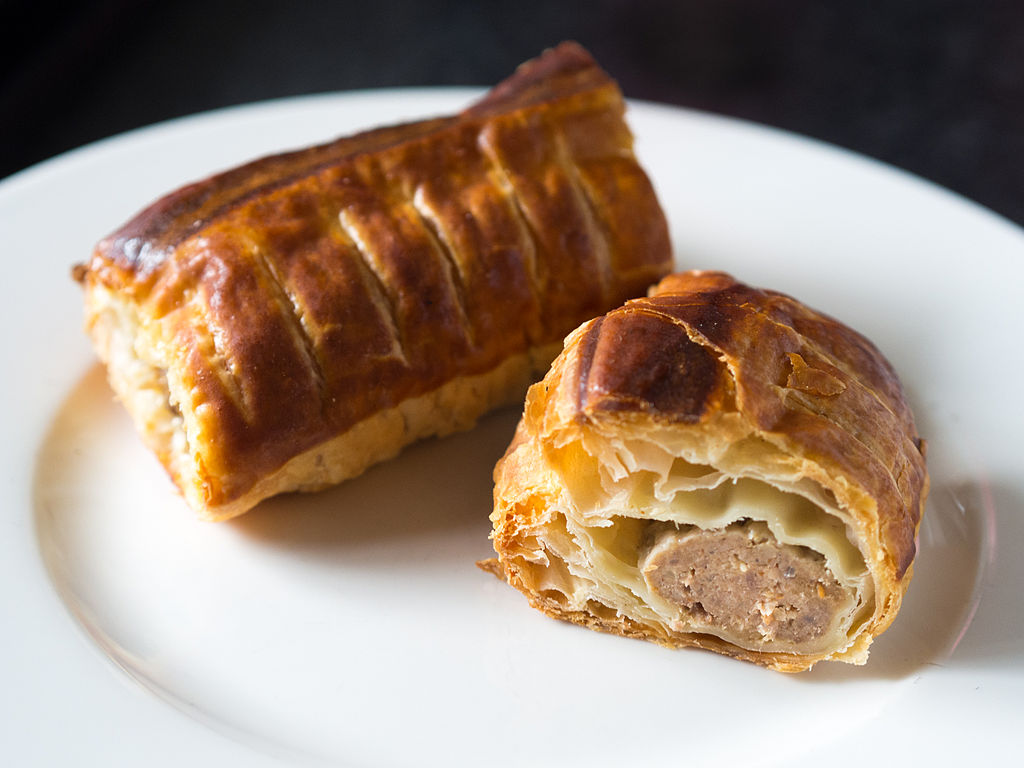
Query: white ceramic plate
3,90,1022,767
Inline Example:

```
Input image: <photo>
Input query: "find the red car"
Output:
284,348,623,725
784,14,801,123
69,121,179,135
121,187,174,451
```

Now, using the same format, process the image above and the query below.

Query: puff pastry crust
74,42,671,520
487,271,928,671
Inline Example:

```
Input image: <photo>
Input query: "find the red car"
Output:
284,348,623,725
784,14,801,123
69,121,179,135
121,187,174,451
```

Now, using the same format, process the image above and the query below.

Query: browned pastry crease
487,271,928,671
74,42,671,520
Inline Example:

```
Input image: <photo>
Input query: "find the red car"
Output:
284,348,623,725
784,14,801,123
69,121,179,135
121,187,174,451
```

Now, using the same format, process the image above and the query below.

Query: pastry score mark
409,187,476,348
475,128,549,337
251,247,329,411
575,315,605,418
336,209,411,367
551,132,615,306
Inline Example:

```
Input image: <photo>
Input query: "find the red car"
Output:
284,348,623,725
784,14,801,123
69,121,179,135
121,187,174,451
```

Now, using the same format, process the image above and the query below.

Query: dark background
3,0,1023,225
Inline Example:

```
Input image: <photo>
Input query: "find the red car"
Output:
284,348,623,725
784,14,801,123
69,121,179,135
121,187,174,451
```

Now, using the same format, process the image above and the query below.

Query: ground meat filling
640,519,854,649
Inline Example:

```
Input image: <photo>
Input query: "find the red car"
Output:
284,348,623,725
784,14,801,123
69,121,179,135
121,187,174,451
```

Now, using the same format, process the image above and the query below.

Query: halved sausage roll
487,271,928,671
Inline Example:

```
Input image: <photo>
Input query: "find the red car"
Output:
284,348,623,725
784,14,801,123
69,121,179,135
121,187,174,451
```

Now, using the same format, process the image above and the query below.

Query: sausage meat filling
640,519,857,650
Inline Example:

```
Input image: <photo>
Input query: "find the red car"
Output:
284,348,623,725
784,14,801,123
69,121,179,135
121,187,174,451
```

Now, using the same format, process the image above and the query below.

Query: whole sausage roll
73,42,671,521
487,271,928,671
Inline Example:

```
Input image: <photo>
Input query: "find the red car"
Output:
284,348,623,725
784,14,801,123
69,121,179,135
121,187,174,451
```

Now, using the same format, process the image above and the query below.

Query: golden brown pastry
487,271,928,671
73,42,671,521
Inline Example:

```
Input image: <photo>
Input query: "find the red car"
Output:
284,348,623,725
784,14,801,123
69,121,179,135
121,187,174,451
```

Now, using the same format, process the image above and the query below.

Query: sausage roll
487,271,928,671
73,42,671,520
